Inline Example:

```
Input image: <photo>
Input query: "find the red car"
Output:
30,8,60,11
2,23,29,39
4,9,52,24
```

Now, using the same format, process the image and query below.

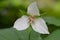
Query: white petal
13,16,29,30
31,18,49,34
27,2,40,16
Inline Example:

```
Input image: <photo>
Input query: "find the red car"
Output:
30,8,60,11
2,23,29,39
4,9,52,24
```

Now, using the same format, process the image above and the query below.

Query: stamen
29,16,35,23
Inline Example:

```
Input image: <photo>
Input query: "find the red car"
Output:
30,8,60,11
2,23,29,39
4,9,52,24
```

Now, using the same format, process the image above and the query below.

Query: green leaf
44,29,60,40
44,16,60,26
0,28,30,40
0,28,19,40
30,31,42,40
15,30,29,40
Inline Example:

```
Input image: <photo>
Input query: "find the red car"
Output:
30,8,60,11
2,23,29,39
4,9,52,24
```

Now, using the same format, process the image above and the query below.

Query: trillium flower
13,2,49,34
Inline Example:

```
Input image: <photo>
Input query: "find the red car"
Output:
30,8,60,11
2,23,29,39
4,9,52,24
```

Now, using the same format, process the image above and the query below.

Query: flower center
29,16,35,23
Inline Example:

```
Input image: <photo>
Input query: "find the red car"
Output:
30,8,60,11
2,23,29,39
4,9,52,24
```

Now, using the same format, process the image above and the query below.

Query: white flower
13,2,49,34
